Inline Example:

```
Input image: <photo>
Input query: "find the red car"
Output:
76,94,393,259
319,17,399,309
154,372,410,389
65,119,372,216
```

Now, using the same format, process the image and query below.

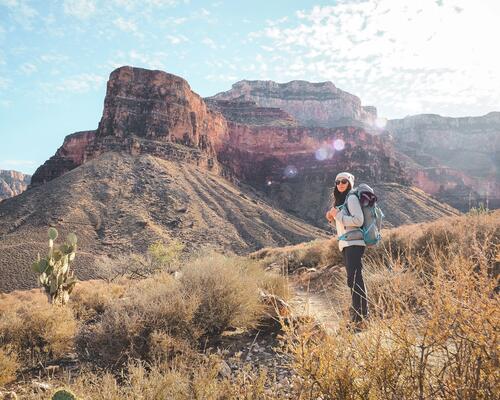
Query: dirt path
290,285,342,334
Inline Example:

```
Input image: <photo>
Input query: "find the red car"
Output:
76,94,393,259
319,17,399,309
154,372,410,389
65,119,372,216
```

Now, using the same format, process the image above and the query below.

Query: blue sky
1,0,498,174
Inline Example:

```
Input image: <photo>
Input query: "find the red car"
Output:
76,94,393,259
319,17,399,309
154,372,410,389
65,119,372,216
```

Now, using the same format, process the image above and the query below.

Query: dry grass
2,211,498,399
0,345,19,386
75,251,288,368
21,357,289,400
0,292,77,367
280,211,499,400
69,279,126,321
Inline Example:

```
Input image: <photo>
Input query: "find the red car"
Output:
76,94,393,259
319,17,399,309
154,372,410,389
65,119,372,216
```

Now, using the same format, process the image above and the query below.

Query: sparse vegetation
2,212,498,399
75,251,287,368
0,294,77,367
0,346,19,386
31,227,78,305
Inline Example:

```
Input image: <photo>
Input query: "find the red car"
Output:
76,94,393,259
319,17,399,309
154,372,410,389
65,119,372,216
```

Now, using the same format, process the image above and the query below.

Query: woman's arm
334,195,364,227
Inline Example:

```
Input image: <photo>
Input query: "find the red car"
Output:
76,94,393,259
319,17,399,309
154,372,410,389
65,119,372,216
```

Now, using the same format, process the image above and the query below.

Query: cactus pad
52,389,77,400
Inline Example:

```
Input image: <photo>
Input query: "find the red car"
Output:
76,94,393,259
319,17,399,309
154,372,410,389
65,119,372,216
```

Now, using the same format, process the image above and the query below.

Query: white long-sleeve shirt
334,192,366,251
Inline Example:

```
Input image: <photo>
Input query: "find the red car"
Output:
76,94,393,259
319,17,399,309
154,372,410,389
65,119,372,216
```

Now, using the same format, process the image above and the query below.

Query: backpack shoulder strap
343,189,359,216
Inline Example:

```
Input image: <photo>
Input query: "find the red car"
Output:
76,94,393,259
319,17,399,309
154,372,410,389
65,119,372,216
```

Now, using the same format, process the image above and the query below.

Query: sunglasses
336,179,349,185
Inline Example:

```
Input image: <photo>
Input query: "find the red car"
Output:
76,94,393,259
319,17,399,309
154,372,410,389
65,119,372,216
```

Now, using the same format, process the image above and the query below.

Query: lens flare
284,165,298,178
266,180,273,186
333,139,345,151
315,147,328,161
375,117,387,129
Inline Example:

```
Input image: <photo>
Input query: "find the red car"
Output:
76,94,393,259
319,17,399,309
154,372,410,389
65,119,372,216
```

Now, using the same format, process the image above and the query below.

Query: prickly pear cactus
52,389,78,400
31,228,78,306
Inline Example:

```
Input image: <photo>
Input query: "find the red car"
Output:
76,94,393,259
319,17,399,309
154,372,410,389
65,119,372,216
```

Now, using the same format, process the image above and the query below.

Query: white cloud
166,34,188,44
0,0,38,29
20,62,37,74
108,50,168,70
201,37,217,49
112,0,187,9
0,77,10,89
40,73,105,96
63,0,96,19
40,53,70,63
113,17,138,33
250,0,500,118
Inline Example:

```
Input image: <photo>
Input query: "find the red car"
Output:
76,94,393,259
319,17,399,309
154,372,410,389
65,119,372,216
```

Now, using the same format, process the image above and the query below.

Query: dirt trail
290,285,342,334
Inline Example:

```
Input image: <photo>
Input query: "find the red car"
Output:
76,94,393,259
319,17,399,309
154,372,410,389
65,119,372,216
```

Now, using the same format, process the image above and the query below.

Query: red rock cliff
31,67,229,186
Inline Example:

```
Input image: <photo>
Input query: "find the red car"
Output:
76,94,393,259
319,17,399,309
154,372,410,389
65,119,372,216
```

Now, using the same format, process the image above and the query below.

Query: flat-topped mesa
205,98,298,127
209,79,377,128
97,67,227,151
31,67,229,186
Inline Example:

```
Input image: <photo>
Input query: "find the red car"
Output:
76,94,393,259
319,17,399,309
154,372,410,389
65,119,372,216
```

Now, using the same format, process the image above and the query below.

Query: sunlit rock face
97,67,228,153
31,67,229,186
205,99,298,127
388,112,500,210
209,80,377,128
0,170,31,200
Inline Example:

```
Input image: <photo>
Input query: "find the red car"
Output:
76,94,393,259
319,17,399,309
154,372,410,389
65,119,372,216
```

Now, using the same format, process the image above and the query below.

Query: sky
0,0,498,174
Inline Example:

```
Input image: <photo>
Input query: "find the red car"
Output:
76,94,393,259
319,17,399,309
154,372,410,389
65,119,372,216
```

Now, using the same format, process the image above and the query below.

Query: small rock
218,360,232,379
32,381,51,391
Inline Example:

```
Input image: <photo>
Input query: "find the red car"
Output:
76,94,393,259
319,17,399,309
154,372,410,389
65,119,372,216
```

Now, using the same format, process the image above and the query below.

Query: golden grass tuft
0,345,19,386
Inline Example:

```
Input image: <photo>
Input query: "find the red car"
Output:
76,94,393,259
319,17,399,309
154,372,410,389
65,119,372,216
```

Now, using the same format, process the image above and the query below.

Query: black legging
342,245,368,322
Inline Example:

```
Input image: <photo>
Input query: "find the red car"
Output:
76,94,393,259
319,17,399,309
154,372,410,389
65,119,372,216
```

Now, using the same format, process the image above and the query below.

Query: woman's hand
326,207,338,222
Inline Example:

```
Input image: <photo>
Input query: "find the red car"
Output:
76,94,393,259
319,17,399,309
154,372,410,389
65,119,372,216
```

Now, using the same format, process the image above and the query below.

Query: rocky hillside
0,152,328,293
28,66,456,228
0,170,31,201
387,112,500,210
209,80,377,128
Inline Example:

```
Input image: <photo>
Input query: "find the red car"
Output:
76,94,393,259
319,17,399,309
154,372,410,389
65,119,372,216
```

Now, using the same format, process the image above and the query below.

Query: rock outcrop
388,112,500,210
0,170,31,201
31,67,228,186
205,99,298,127
209,80,377,128
31,130,96,186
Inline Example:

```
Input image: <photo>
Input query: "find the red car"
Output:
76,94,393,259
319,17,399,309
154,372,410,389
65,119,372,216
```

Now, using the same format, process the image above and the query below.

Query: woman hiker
325,172,368,328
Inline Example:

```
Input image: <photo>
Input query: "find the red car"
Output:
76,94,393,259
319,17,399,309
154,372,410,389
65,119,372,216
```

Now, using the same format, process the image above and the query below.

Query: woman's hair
332,182,352,207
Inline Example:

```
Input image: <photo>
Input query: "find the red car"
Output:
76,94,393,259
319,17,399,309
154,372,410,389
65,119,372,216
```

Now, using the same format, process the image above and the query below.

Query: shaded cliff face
31,67,228,186
388,112,500,210
0,170,31,201
218,123,411,227
209,80,377,128
31,130,96,186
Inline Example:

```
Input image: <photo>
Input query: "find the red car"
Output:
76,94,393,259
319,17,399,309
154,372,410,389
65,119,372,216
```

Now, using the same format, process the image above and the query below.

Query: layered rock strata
32,67,227,186
388,112,500,210
209,80,377,128
0,170,31,201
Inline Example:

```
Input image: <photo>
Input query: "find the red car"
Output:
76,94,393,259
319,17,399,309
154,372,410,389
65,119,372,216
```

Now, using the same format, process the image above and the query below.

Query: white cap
335,172,355,187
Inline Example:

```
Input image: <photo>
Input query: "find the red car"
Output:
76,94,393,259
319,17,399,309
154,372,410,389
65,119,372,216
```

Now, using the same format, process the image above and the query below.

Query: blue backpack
337,184,384,246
